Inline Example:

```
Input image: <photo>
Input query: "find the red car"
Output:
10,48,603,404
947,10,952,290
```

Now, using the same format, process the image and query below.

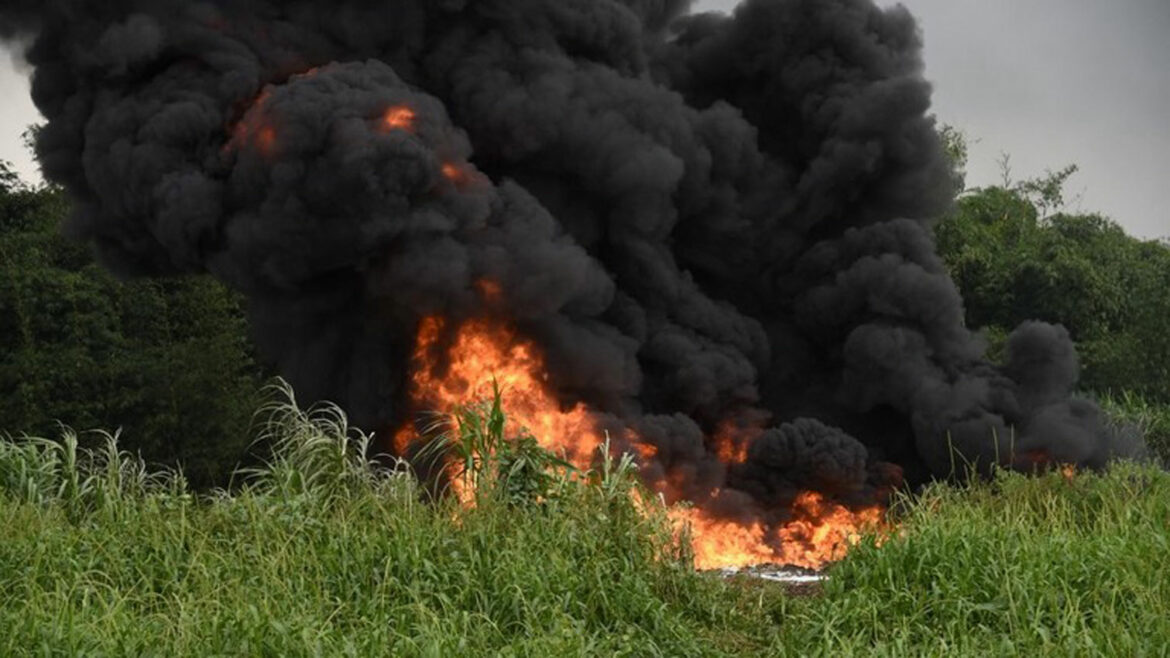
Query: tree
0,162,264,487
933,152,1170,402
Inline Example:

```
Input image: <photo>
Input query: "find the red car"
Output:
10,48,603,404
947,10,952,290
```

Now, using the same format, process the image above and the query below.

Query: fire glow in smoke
1,0,1145,570
382,105,416,133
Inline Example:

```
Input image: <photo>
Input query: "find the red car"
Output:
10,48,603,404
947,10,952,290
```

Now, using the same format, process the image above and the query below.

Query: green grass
1099,389,1170,464
0,385,761,656
1,385,1168,656
760,464,1170,656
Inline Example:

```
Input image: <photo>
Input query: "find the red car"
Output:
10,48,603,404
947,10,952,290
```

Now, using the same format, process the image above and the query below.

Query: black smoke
1,0,1145,511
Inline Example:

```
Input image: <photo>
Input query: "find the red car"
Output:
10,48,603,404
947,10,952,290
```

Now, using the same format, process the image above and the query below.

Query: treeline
933,137,1170,459
936,168,1170,402
1,144,1167,486
0,162,263,488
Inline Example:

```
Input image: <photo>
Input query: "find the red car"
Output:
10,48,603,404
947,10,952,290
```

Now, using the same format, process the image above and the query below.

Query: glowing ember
382,105,416,132
395,311,887,571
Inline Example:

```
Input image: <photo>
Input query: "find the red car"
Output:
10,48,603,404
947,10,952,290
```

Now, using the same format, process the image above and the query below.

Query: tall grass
1,385,1167,656
1098,389,1170,464
0,428,186,519
759,463,1170,656
0,385,762,656
416,381,580,508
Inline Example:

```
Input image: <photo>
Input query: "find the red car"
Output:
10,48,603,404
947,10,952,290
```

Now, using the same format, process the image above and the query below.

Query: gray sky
2,0,1167,238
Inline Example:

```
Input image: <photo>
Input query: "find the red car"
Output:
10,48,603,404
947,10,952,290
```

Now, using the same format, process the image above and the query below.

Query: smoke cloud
1,0,1144,509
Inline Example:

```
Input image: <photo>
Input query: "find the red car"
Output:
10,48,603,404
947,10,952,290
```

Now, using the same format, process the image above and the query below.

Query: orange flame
382,105,416,132
672,492,885,570
712,417,761,464
399,316,604,467
671,507,776,569
395,309,887,571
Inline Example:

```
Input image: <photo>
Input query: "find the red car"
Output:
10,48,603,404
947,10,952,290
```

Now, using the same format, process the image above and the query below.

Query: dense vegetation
0,161,263,487
932,136,1170,460
936,171,1170,402
1,391,1167,656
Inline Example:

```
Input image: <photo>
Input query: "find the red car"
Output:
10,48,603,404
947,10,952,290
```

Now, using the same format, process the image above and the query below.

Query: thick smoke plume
2,0,1144,505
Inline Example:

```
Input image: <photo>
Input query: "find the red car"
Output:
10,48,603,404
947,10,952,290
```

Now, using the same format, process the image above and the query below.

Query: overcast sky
2,0,1167,238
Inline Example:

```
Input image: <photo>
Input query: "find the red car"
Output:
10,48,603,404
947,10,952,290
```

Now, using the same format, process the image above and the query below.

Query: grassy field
1,390,1167,656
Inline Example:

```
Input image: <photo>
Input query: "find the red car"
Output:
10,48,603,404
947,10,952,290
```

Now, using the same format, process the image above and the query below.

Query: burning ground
0,0,1145,569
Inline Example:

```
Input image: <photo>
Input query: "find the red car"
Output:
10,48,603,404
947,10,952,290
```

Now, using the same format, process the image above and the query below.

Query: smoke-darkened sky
698,0,1170,239
1,0,1167,238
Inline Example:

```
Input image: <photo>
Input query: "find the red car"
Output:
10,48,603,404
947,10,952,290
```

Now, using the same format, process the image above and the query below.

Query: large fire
396,315,604,467
393,309,885,570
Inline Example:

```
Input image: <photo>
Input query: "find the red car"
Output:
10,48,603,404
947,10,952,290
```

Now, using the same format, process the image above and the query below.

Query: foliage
1097,390,1170,466
1011,163,1080,218
0,389,761,657
0,429,186,522
0,160,24,195
423,381,578,508
238,379,388,501
0,162,263,488
933,159,1170,403
1,389,1167,656
936,123,969,194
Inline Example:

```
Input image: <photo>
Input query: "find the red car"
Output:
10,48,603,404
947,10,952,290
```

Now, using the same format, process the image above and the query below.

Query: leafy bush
0,167,263,487
421,381,578,508
934,171,1170,402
